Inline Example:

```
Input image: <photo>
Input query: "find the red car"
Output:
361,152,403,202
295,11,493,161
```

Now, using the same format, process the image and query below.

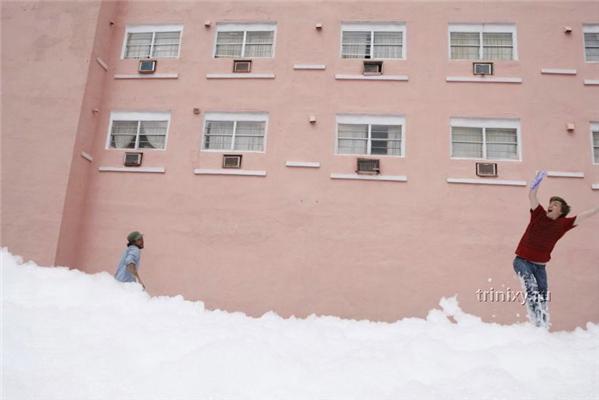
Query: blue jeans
513,256,549,327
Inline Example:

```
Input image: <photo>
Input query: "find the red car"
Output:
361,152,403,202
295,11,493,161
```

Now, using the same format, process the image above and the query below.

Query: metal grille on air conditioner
476,162,498,177
233,60,252,73
223,154,242,169
124,152,143,167
138,59,157,74
473,62,493,76
363,61,383,75
356,158,380,175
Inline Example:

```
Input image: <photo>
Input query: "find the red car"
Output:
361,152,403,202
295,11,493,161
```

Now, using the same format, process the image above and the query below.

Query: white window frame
121,25,183,59
213,23,277,58
583,24,599,63
105,111,171,151
450,118,521,161
201,112,268,153
591,122,599,165
340,22,407,60
335,114,406,157
448,24,518,61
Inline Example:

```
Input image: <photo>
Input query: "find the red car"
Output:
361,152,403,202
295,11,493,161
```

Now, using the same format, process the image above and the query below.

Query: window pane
110,121,137,149
153,31,180,58
487,144,518,160
371,125,402,155
486,128,517,143
373,32,402,58
215,31,243,57
245,31,273,57
204,121,234,149
234,136,264,151
125,32,152,59
236,121,265,137
338,139,367,154
450,32,480,59
483,33,513,60
338,124,368,139
452,127,483,158
235,121,265,151
139,121,168,149
593,131,599,147
584,33,599,61
342,31,371,58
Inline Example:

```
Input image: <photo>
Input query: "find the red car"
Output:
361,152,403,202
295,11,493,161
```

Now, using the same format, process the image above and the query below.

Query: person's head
547,196,570,220
127,231,144,249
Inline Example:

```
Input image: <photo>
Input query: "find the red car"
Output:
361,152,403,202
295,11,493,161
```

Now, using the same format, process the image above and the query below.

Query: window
107,112,170,150
584,25,599,62
122,25,183,59
592,123,599,163
449,24,517,60
214,23,276,58
336,115,404,156
450,118,520,161
202,113,267,152
341,23,405,59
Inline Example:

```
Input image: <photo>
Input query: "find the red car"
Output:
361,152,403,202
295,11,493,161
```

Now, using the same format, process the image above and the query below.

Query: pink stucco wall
3,1,598,330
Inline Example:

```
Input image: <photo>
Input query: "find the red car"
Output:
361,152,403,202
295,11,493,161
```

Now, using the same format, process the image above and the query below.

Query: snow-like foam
2,248,598,400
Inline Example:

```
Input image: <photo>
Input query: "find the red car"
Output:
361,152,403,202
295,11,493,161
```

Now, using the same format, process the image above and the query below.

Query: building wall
3,1,598,330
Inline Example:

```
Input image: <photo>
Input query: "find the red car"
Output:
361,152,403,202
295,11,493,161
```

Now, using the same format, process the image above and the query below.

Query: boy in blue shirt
114,231,145,289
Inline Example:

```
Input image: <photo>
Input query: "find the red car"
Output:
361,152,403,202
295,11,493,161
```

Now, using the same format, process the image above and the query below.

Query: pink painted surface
2,1,598,330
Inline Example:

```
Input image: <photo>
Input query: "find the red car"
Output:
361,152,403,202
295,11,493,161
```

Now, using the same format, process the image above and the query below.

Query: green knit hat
127,231,143,242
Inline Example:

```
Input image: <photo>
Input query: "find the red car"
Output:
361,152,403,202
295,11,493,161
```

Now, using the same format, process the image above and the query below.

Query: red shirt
515,205,576,263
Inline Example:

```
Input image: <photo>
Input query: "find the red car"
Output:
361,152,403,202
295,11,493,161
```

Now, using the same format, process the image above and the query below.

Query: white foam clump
2,248,598,400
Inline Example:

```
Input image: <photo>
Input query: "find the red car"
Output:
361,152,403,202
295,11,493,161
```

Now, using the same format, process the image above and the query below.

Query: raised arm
528,171,546,210
574,206,599,226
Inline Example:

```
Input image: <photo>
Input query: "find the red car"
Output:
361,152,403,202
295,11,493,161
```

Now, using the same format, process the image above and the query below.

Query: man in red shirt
514,171,599,328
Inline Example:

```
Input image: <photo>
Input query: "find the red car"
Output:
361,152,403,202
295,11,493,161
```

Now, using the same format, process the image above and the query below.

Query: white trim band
547,171,584,178
81,152,93,162
541,68,576,75
447,178,527,187
294,64,326,70
96,57,109,71
446,76,523,84
206,73,275,79
193,169,266,177
286,161,320,168
330,173,407,182
99,166,165,173
584,80,599,86
114,73,179,80
592,184,599,190
335,74,408,81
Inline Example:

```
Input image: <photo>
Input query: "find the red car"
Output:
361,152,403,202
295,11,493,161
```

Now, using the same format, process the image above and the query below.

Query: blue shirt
114,245,141,283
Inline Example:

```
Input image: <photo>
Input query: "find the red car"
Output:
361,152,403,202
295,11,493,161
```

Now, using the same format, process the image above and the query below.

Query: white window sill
114,73,178,79
330,173,407,182
592,184,599,190
446,76,523,84
293,64,326,70
206,73,275,79
286,161,320,168
541,68,576,75
447,178,526,186
98,166,165,173
584,80,599,85
547,171,584,178
193,168,266,177
335,74,408,81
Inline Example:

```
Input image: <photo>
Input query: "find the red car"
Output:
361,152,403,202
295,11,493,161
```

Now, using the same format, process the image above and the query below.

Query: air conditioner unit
356,158,380,175
233,60,252,73
363,60,383,75
473,62,493,76
138,59,157,74
476,162,498,177
124,152,143,167
223,154,242,169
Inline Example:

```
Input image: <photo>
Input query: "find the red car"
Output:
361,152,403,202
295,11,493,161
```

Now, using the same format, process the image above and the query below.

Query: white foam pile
2,248,598,400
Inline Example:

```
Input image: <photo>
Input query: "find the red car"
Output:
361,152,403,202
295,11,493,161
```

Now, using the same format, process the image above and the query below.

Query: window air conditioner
223,154,242,169
363,60,383,75
476,162,498,177
356,158,380,175
124,152,143,167
473,62,493,76
233,60,252,73
138,59,157,74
